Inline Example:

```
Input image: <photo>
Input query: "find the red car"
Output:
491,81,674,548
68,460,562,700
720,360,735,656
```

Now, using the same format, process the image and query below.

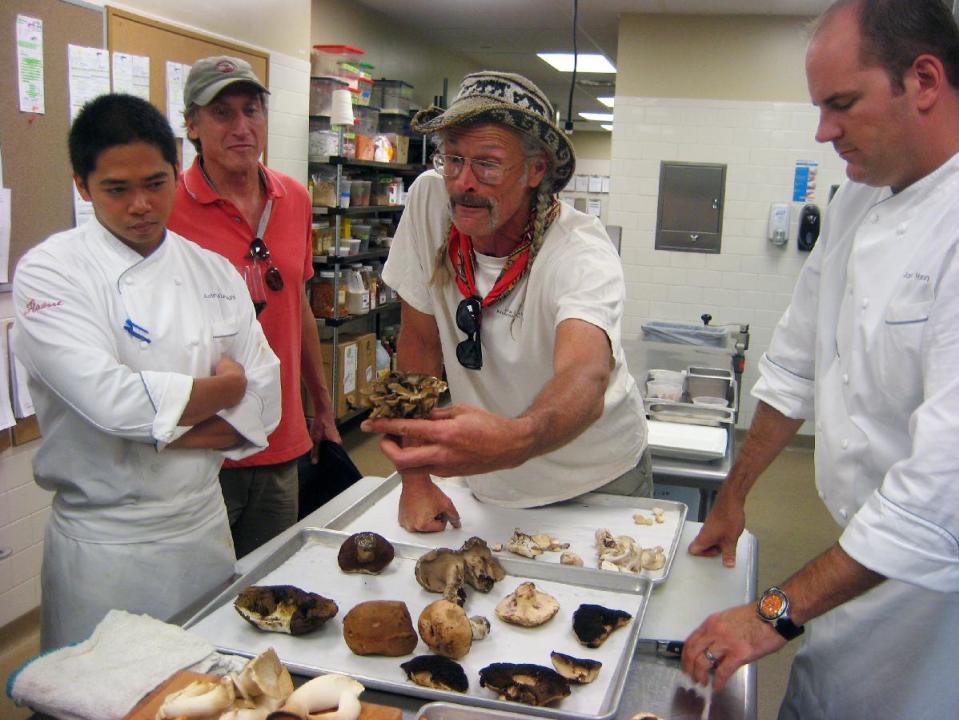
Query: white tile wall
0,50,312,631
610,97,847,429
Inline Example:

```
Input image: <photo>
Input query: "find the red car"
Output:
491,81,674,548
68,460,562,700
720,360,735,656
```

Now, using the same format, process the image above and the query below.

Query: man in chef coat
12,93,281,649
681,1,959,716
169,57,340,558
360,71,649,531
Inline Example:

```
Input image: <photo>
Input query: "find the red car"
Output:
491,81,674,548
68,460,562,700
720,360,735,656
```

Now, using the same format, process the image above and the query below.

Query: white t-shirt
383,170,646,508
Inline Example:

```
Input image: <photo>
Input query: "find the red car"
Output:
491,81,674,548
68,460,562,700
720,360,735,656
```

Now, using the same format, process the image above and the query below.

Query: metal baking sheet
325,476,687,585
184,528,650,720
418,700,540,720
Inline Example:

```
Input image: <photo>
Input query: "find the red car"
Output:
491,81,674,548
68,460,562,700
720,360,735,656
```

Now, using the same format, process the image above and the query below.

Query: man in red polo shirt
169,56,340,557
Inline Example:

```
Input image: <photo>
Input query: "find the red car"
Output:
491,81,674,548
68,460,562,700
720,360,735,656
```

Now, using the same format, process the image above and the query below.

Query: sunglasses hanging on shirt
249,238,284,291
455,296,483,370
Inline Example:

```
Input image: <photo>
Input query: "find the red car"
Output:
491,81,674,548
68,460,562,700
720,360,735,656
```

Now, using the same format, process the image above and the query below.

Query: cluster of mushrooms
362,372,448,419
227,530,635,709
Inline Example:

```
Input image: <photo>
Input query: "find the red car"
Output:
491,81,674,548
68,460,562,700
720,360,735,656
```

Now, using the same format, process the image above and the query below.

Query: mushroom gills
234,585,338,636
572,604,633,648
400,655,469,693
550,651,602,684
478,663,571,706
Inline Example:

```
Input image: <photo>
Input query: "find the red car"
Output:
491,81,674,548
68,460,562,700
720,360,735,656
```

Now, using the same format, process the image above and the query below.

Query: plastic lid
311,75,350,86
313,44,364,55
375,78,413,87
319,270,335,277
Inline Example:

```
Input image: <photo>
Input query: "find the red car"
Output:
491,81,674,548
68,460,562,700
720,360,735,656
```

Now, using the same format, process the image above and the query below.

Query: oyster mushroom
505,529,543,558
156,677,235,719
234,585,338,636
342,600,418,656
417,599,488,659
400,655,469,693
560,552,584,567
572,604,633,648
415,537,505,603
232,647,294,704
632,512,654,526
478,663,571,706
495,582,560,627
337,531,395,574
640,546,666,571
271,673,364,720
365,371,448,419
550,651,602,684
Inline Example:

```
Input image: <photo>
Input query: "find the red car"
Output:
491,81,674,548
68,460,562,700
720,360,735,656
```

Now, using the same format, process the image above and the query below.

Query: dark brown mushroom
342,600,418,656
337,531,395,574
479,663,571,706
572,604,633,648
550,651,602,684
414,537,505,603
400,654,469,693
234,585,338,636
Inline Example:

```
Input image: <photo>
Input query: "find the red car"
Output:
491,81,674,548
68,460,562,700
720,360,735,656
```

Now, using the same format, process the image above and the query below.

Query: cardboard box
315,332,377,419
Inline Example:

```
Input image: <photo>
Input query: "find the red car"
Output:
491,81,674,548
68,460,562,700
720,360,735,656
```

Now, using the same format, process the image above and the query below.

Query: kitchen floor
0,429,834,720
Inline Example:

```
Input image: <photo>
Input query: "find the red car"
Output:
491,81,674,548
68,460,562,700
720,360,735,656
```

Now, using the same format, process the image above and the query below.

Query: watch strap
773,615,805,640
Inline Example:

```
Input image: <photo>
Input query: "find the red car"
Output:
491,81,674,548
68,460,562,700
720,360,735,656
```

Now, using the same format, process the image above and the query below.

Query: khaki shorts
594,449,653,498
219,459,299,559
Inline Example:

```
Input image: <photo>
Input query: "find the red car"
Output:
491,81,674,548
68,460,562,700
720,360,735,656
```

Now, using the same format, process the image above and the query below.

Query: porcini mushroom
414,537,505,604
400,655,469,693
550,651,602,684
337,532,395,574
234,585,338,636
478,663,571,706
342,600,418,656
417,599,475,659
495,582,560,627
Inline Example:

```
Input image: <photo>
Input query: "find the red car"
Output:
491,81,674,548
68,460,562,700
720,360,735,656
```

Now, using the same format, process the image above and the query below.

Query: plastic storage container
308,117,339,161
349,180,372,207
641,321,729,347
311,44,364,78
353,106,380,136
310,166,338,207
373,79,414,113
309,76,349,116
646,380,684,402
312,270,347,319
377,113,411,136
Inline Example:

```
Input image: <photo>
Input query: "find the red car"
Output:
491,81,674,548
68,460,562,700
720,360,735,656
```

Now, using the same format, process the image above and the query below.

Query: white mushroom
495,582,560,627
640,546,667,571
653,507,666,524
469,615,491,640
155,677,234,719
232,647,294,703
632,512,654,526
560,551,584,567
277,673,364,720
506,529,543,558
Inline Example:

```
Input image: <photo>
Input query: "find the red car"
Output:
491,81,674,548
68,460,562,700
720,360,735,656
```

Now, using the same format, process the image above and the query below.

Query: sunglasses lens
265,265,284,291
250,239,270,260
456,297,481,334
456,338,482,370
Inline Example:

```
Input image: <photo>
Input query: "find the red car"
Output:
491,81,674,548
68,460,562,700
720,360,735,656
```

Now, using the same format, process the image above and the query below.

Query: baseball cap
183,56,269,108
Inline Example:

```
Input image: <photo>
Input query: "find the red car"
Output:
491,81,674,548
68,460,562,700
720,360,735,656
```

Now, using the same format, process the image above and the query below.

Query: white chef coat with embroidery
12,216,281,539
753,152,959,719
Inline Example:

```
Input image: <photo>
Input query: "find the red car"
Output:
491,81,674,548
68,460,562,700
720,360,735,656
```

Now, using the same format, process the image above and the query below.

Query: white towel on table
8,609,217,720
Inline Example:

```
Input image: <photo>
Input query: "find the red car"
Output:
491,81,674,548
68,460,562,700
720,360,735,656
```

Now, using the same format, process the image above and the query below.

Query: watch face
759,590,787,620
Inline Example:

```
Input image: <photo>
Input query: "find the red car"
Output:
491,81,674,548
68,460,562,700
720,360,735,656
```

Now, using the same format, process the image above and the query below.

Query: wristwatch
757,586,804,640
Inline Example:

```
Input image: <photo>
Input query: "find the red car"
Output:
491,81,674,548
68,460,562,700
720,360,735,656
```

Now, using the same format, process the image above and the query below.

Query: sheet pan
324,476,687,585
184,527,652,720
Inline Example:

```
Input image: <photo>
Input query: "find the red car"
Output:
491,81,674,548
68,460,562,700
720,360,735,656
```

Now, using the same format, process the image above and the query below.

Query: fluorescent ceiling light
537,53,617,73
579,112,614,122
598,97,615,108
601,124,613,131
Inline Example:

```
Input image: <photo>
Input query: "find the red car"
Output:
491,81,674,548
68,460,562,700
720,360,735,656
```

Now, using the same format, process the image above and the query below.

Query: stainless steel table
235,475,758,720
624,338,739,521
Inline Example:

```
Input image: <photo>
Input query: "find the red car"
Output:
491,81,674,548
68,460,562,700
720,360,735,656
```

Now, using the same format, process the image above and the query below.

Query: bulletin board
0,0,105,280
106,7,269,152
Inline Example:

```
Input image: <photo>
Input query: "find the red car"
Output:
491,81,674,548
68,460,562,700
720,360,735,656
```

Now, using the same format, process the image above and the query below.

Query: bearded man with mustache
362,72,650,532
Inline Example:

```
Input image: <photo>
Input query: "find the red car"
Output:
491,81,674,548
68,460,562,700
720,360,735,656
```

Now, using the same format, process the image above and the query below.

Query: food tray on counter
418,700,542,720
324,476,688,586
184,527,652,720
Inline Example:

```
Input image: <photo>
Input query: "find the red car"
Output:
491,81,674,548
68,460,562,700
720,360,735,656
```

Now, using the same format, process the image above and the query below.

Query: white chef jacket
753,152,959,719
12,217,281,649
384,171,646,507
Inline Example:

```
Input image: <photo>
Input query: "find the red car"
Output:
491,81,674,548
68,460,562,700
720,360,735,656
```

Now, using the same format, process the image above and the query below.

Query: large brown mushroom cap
337,531,395,574
417,599,474,659
400,655,469,693
572,604,633,648
414,537,505,603
234,585,338,636
342,600,418,656
478,663,571,706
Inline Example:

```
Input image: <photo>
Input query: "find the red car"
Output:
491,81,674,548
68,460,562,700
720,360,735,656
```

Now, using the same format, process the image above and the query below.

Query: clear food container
309,76,349,116
372,79,413,113
311,44,364,78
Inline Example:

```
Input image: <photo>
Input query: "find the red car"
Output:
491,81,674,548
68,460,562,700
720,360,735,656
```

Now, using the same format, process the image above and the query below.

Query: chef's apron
40,495,235,650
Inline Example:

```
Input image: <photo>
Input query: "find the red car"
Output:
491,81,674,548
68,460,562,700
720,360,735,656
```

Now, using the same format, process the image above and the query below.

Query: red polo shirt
169,159,314,467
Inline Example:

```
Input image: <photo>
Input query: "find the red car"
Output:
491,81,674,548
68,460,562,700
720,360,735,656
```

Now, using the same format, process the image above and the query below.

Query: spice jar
311,270,346,319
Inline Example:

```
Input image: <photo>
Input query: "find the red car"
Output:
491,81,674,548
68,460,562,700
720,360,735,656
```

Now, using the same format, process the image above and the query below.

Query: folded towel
7,609,216,720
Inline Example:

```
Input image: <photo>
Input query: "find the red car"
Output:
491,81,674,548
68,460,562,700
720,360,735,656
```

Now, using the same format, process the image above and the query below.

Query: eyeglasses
455,296,483,370
433,153,520,186
249,238,284,291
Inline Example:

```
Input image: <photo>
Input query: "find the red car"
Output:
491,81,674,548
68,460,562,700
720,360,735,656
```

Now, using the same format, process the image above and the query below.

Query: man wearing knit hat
362,71,649,532
169,56,339,557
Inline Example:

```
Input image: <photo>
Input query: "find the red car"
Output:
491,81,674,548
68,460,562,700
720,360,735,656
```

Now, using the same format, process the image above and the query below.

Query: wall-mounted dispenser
798,204,821,252
767,202,790,246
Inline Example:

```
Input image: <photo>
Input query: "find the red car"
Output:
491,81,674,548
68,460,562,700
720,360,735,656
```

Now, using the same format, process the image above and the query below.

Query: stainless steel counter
235,475,757,720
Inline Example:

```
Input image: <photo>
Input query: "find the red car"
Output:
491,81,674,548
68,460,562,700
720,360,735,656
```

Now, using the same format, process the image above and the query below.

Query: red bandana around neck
447,200,560,307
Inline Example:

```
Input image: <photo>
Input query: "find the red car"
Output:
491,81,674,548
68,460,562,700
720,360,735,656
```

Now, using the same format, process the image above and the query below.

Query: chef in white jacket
680,1,959,717
12,94,281,650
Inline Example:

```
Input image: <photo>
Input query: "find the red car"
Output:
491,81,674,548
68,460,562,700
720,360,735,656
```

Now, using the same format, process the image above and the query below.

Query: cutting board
124,669,404,720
